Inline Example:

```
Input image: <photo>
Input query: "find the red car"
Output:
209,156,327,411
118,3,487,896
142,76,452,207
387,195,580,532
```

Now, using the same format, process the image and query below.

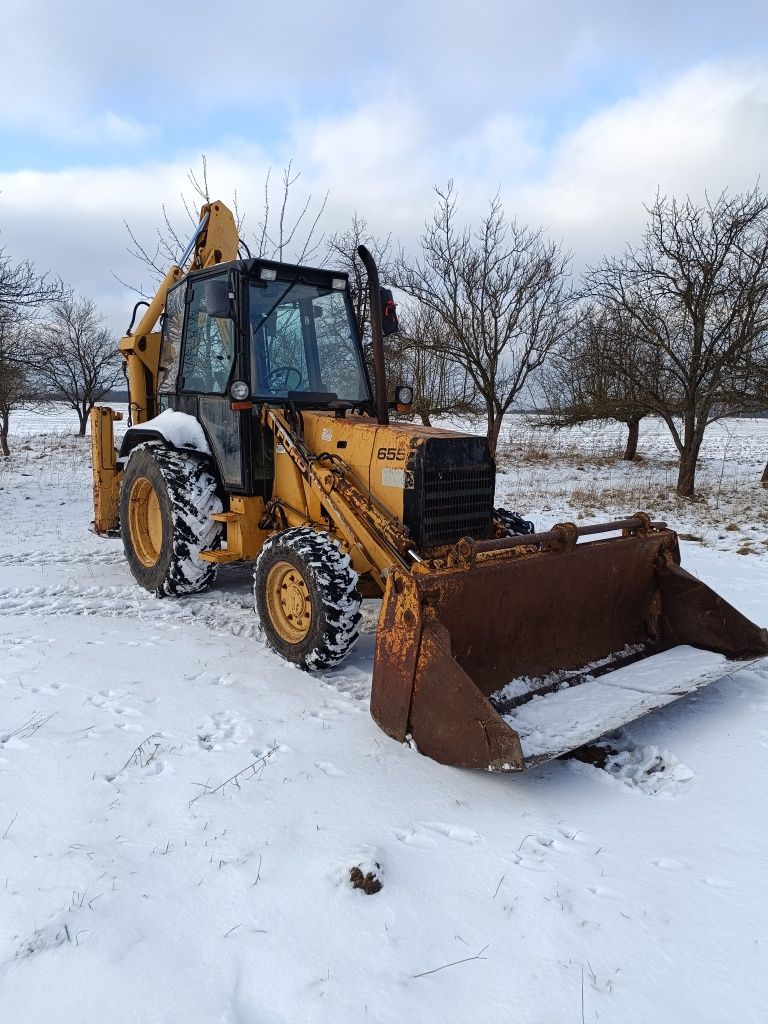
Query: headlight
230,380,250,401
396,385,414,406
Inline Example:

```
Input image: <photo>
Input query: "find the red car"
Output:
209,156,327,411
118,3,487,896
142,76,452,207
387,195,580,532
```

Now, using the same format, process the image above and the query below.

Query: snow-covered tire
120,442,223,597
494,507,535,536
253,527,362,670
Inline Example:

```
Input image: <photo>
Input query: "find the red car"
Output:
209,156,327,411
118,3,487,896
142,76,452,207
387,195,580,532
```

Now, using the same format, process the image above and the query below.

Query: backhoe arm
91,201,239,534
119,201,240,426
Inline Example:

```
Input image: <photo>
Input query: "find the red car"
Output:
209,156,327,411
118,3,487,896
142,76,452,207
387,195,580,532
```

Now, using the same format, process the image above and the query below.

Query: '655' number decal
377,446,406,461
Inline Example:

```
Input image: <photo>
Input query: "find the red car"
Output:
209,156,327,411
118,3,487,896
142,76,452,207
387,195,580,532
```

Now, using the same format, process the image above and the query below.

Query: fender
118,409,212,463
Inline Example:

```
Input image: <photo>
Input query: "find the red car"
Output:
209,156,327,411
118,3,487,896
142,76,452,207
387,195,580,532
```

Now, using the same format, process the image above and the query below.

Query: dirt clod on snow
350,865,382,895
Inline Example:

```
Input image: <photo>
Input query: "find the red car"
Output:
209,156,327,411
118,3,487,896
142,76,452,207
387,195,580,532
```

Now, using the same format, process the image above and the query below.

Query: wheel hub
265,561,312,644
128,476,163,568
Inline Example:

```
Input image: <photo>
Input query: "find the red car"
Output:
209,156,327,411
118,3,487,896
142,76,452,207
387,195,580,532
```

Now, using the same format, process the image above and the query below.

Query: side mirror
205,279,233,319
380,288,399,336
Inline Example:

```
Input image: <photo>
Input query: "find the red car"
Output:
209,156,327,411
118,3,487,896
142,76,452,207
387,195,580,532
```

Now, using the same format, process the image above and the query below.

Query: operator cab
248,268,371,407
155,258,374,496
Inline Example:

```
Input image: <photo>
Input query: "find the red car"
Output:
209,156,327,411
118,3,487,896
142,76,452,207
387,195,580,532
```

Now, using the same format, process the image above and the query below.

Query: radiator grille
421,463,495,548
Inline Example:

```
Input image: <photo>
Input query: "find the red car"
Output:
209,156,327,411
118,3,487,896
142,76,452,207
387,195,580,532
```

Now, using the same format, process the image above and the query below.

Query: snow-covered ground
1,407,767,1023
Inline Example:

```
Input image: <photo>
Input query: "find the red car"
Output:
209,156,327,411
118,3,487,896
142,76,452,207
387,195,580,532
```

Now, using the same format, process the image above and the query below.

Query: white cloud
517,63,768,263
1,62,768,333
3,1,767,150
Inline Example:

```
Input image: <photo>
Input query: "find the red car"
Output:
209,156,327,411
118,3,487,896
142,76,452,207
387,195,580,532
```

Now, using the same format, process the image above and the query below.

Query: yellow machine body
90,201,768,773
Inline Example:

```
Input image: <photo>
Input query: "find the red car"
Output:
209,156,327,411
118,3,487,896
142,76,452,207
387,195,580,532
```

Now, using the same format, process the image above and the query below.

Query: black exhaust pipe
357,244,389,426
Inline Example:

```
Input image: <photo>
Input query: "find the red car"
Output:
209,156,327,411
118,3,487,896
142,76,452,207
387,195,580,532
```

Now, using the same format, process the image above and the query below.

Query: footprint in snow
651,857,687,872
314,762,346,777
393,827,437,849
112,720,144,733
420,822,482,844
587,885,623,901
703,877,736,889
196,711,252,750
86,689,140,715
558,826,589,843
210,673,238,687
394,823,482,847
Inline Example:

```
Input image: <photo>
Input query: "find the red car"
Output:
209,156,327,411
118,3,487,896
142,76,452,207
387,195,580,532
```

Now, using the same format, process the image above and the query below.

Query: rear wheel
254,528,362,670
495,507,535,536
120,443,223,596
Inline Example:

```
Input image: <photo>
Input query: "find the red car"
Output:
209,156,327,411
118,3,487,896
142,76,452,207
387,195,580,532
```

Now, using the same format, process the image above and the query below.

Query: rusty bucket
371,516,768,771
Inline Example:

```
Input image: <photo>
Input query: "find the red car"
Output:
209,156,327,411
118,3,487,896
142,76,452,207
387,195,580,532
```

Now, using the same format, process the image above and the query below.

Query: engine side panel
299,413,496,552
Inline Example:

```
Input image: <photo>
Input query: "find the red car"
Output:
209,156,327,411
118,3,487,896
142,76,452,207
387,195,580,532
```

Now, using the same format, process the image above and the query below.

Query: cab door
177,272,246,490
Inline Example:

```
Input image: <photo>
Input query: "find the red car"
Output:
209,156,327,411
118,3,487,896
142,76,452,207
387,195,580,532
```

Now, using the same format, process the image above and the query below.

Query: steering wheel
263,365,303,392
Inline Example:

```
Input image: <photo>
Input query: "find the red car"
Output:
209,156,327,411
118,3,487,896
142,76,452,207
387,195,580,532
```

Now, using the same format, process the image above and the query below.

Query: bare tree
32,293,122,436
543,303,650,460
393,302,477,426
123,156,328,290
0,246,63,454
254,160,328,265
0,319,29,456
587,187,768,497
0,246,61,319
325,213,396,396
327,213,392,340
326,216,477,425
395,184,575,457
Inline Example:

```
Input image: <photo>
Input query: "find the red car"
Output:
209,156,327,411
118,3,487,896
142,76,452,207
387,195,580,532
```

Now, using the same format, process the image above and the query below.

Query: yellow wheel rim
128,476,163,568
265,560,313,644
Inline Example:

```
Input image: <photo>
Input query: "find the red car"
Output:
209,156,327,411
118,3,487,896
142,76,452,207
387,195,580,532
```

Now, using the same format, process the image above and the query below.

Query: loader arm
91,201,240,534
261,406,416,590
260,405,768,771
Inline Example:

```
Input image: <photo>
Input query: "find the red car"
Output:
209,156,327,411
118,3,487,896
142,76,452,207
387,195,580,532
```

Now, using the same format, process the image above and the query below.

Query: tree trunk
623,417,640,461
0,407,9,457
77,409,87,436
676,430,704,497
419,411,432,427
486,411,503,459
761,462,768,489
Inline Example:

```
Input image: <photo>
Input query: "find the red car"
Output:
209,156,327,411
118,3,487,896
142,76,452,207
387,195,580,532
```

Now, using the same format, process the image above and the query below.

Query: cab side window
158,282,185,394
181,275,236,394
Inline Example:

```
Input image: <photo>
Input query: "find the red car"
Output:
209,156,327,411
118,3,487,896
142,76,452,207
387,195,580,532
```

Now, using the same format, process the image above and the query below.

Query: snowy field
1,406,767,1023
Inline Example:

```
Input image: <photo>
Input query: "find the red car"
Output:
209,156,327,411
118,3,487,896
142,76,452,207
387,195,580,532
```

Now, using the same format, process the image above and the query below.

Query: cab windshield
249,278,370,403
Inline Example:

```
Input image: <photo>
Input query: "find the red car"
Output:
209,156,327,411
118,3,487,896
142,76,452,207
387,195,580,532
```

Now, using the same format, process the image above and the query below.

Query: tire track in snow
0,549,126,567
0,581,260,637
0,582,374,701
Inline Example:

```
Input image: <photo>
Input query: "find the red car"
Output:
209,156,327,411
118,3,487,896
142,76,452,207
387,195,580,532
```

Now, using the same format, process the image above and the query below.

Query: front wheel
254,528,362,670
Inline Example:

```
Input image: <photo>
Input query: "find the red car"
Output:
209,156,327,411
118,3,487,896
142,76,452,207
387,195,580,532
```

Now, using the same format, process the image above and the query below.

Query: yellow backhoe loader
91,201,768,771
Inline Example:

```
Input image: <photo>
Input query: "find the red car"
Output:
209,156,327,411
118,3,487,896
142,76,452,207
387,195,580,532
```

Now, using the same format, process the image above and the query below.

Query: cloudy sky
2,1,768,332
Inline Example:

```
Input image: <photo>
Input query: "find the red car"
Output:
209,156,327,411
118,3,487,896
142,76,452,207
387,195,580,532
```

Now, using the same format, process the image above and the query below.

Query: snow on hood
136,410,211,454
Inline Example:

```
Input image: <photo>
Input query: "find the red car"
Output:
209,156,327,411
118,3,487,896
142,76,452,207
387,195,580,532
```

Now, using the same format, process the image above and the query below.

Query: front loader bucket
371,518,768,771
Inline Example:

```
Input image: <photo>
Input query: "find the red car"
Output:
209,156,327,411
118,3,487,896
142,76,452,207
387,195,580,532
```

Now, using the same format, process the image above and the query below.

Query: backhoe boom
90,201,239,534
